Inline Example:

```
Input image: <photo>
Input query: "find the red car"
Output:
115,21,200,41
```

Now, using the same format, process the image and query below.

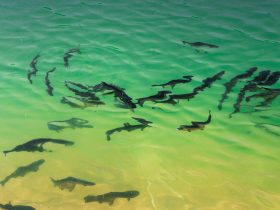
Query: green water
0,0,280,209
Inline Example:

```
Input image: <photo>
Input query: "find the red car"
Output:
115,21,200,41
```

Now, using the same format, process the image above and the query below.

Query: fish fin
127,198,130,201
109,199,115,206
50,177,56,187
0,181,4,186
8,201,11,205
68,183,76,192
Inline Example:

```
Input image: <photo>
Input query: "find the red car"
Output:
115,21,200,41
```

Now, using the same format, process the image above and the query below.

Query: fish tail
50,177,56,186
0,181,4,186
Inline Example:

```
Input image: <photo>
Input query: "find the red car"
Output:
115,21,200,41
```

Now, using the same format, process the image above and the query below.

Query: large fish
136,90,172,107
152,76,193,89
0,201,35,210
177,110,211,132
3,138,74,156
84,191,140,206
0,159,45,186
50,176,95,192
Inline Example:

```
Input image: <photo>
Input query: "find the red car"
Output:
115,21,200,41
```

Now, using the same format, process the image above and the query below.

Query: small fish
195,49,207,54
47,118,93,132
177,110,211,132
252,70,271,82
246,92,279,102
102,82,136,108
131,117,153,125
50,176,95,192
154,98,178,106
0,159,45,186
182,41,219,48
45,67,56,96
136,90,172,107
84,191,140,205
193,71,225,92
65,83,100,101
60,96,105,109
114,97,135,112
152,76,193,89
257,71,280,86
218,67,257,110
169,91,197,102
3,138,74,156
106,123,150,141
27,52,40,84
229,92,245,118
63,48,81,68
0,201,35,210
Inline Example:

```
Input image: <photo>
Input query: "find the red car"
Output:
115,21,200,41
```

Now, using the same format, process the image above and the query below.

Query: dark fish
169,91,197,102
63,48,81,68
193,71,225,92
47,118,93,132
114,97,135,112
60,96,105,109
106,123,150,141
27,52,40,84
0,159,45,186
182,41,219,48
3,138,74,156
152,76,193,89
218,67,257,110
246,92,279,102
252,70,271,82
136,90,172,107
50,176,95,192
195,49,207,54
229,92,245,118
131,117,153,125
65,83,100,101
240,82,259,92
257,95,279,107
177,110,211,132
65,81,88,90
154,98,178,106
45,67,56,96
0,202,35,210
257,71,280,86
102,82,136,108
84,191,140,205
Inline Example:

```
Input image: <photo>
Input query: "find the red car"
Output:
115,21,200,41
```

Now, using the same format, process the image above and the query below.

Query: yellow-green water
0,0,280,209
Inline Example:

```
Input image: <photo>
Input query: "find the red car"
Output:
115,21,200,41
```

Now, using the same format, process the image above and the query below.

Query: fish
136,90,172,107
151,76,193,89
27,52,40,84
240,82,259,92
252,70,271,82
50,176,95,192
114,97,135,112
195,49,207,54
169,91,197,102
193,71,225,92
0,159,45,186
177,110,211,132
131,117,153,125
84,191,140,205
106,123,150,141
0,201,35,210
102,82,136,108
45,67,56,96
63,48,81,68
218,67,257,110
229,92,245,118
65,81,88,90
47,118,93,132
257,71,280,86
60,96,105,109
65,83,100,101
246,92,279,102
3,138,74,156
182,41,219,48
154,98,178,106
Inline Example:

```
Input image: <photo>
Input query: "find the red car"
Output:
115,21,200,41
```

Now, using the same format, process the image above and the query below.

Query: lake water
0,0,280,209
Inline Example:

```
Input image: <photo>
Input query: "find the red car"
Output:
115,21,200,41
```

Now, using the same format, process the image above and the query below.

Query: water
0,0,280,209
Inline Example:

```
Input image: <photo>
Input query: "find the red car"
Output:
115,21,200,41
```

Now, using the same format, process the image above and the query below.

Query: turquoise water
0,0,280,209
